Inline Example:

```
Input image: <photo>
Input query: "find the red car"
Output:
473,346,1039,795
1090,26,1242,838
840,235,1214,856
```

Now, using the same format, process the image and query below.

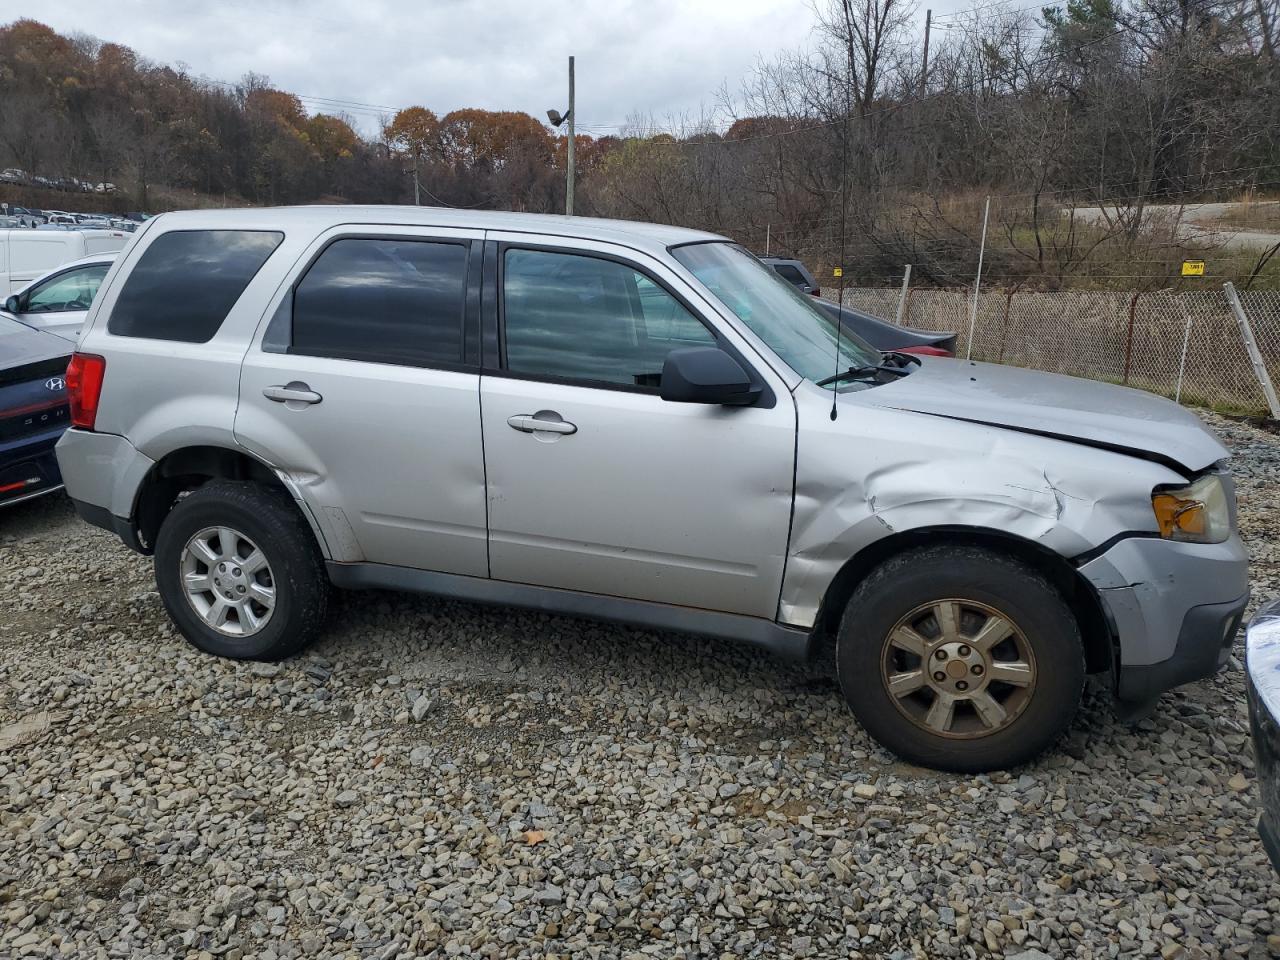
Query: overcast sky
12,0,963,136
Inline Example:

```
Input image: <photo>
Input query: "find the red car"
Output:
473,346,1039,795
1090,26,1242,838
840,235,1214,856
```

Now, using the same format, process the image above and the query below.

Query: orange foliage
384,107,441,160
439,109,552,169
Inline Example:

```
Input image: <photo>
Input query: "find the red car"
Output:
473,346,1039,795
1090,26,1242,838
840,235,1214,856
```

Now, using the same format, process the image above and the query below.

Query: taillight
66,353,106,430
898,345,952,357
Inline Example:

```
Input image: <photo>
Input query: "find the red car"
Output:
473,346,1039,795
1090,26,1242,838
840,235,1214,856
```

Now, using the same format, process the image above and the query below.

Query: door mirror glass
3,295,18,314
660,347,760,405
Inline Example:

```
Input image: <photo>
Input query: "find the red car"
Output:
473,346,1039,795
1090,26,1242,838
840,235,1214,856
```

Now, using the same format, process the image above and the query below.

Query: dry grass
1216,200,1280,232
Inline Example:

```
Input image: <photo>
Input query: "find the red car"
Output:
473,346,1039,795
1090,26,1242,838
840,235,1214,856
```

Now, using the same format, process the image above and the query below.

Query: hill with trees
2,2,1278,288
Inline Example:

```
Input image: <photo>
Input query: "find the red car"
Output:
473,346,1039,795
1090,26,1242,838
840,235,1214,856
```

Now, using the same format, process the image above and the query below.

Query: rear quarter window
108,230,283,342
773,264,807,286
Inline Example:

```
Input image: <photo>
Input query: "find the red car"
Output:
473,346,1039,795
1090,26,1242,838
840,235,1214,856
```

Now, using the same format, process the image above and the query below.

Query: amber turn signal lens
1151,492,1207,539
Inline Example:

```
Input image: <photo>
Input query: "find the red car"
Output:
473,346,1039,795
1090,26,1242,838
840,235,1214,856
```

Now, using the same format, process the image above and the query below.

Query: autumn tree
383,106,440,204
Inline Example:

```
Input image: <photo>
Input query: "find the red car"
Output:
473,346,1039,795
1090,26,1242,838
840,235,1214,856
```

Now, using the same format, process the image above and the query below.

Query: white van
0,229,130,296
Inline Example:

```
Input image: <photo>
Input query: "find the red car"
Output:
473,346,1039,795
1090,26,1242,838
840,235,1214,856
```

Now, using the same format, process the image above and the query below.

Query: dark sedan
813,298,958,357
0,314,71,507
760,256,957,356
1246,598,1280,872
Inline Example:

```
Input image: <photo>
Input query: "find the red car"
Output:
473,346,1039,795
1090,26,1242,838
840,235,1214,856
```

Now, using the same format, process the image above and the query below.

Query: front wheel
154,480,330,661
837,545,1084,772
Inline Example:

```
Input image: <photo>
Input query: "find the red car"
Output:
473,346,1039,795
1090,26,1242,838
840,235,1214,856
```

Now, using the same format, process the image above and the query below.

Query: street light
546,56,575,216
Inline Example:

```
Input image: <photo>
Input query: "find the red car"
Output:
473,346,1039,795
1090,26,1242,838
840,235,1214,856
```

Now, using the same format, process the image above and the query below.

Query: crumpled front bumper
1079,533,1249,703
1245,599,1280,874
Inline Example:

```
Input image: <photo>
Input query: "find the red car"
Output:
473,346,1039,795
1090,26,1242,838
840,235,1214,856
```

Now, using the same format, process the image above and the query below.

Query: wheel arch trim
128,443,332,559
807,525,1117,677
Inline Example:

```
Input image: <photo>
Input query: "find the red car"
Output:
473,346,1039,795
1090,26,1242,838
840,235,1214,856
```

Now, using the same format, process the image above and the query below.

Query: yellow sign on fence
1181,260,1205,277
832,267,843,278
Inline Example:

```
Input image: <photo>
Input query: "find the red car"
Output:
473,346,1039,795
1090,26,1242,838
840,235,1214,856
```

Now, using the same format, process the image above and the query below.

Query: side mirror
660,347,760,405
3,295,19,314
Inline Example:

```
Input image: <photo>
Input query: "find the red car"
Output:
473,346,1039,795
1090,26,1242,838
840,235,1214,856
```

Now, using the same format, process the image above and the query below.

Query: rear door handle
507,411,577,435
263,382,323,405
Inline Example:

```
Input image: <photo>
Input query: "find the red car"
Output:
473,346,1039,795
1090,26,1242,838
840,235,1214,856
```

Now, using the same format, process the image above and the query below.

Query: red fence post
1122,291,1140,385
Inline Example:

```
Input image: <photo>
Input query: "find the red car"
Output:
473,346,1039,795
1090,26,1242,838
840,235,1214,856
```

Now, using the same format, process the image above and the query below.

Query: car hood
863,358,1229,473
0,314,74,371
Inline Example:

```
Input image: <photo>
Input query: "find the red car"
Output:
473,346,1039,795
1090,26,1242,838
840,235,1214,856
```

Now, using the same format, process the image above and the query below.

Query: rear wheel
836,545,1084,772
154,480,329,660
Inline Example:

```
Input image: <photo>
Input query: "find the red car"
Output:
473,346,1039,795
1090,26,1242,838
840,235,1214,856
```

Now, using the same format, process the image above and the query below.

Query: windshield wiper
816,363,912,387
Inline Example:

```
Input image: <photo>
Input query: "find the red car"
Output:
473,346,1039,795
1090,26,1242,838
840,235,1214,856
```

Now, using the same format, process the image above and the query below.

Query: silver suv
55,207,1249,771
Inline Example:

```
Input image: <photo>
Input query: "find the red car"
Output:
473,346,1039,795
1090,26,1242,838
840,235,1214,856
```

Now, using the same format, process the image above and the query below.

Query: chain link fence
839,286,1280,417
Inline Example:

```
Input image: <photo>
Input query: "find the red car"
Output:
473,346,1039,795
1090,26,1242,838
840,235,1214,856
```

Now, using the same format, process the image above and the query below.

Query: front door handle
507,411,577,435
264,382,323,405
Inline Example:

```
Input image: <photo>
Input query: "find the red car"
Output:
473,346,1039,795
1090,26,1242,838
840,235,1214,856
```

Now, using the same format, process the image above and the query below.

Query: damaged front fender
778,385,1187,628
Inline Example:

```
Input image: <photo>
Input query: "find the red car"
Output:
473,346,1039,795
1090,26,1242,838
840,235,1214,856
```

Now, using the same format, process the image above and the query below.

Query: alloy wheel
179,525,276,638
880,598,1037,739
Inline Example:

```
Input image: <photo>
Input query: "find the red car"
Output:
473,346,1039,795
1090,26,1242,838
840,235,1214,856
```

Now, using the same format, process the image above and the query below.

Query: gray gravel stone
0,411,1277,957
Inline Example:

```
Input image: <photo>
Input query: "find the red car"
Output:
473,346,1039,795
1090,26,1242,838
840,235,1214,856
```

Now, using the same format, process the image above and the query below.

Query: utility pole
566,56,575,217
920,10,932,96
413,154,420,206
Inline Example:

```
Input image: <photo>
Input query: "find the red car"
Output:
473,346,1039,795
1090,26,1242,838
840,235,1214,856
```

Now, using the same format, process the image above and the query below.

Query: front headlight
1151,474,1231,543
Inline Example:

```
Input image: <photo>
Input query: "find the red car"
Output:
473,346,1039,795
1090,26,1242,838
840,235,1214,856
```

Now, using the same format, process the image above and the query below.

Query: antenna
830,38,852,422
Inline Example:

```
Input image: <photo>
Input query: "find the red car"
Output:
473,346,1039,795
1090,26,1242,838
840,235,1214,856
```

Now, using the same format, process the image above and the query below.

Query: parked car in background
814,299,958,356
124,212,151,223
1247,599,1280,873
0,168,29,185
0,313,72,508
2,254,116,340
94,183,117,194
0,229,129,296
55,206,1248,773
762,256,823,296
762,255,957,356
2,206,45,228
0,217,24,229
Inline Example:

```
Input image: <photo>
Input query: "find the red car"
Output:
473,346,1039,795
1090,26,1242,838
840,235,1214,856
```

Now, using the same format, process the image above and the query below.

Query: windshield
672,242,880,386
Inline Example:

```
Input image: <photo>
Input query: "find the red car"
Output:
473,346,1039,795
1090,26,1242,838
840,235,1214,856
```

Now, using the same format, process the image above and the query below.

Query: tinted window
290,238,468,367
502,249,715,388
24,264,110,313
109,230,282,342
773,264,807,286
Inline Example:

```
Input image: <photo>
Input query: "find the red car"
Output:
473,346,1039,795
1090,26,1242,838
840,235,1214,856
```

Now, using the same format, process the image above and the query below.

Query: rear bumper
1079,534,1250,702
55,427,154,518
1245,599,1280,874
69,496,147,552
0,429,65,507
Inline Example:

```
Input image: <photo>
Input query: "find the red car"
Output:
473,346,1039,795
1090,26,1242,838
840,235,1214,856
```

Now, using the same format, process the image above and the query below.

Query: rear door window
286,238,469,367
108,230,283,342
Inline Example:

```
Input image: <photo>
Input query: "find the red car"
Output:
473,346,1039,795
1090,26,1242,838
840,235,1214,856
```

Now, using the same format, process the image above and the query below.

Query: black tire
836,545,1084,773
154,480,330,661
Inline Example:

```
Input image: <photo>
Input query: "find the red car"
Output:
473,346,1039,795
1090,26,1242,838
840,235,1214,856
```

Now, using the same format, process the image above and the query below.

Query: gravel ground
2,412,1279,960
